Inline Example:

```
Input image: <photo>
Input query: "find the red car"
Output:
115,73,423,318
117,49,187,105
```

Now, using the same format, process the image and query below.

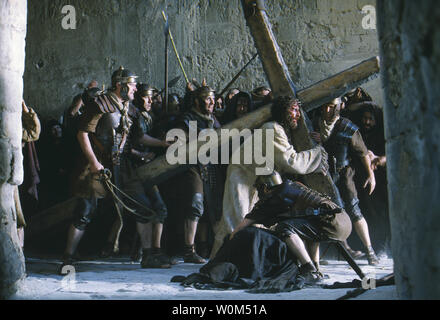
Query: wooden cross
26,1,380,237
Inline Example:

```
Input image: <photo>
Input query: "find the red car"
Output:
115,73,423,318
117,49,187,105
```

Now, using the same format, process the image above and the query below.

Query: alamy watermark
61,5,77,30
60,265,76,290
361,272,377,290
361,5,376,30
165,121,275,175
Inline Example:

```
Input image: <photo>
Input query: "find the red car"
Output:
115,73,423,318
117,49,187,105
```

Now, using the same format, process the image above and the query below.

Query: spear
162,10,190,84
219,53,258,96
164,14,169,114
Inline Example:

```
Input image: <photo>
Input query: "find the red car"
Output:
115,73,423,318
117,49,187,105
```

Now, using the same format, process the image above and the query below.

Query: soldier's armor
249,180,339,229
323,117,358,171
180,109,223,223
94,110,123,152
88,93,132,163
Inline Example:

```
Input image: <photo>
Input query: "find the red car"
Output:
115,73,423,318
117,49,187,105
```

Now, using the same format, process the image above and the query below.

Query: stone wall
24,0,381,119
0,0,27,299
377,0,440,299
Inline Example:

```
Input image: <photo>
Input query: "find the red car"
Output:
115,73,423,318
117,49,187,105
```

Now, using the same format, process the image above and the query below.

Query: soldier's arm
138,133,170,148
361,154,376,195
68,95,84,117
76,102,105,173
77,130,103,173
371,155,386,170
352,131,376,194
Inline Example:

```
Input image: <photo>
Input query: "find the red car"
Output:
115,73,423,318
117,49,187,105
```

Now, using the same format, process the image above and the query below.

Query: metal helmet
136,83,155,97
256,171,283,189
195,85,215,101
111,66,138,87
321,96,343,121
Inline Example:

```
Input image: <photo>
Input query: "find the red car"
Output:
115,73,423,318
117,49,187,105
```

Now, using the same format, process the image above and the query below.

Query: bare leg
307,241,320,266
353,218,372,248
183,219,205,263
152,223,163,249
285,234,312,265
354,218,379,265
136,222,152,249
106,218,122,243
64,224,85,256
184,219,198,246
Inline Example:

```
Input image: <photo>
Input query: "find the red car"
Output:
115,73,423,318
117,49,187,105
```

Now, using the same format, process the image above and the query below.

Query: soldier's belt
285,207,342,219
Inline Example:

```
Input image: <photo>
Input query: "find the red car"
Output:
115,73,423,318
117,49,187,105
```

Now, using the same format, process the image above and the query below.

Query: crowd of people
15,66,389,288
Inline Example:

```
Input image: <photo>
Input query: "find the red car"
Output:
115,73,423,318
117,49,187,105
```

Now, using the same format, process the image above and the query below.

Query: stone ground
11,253,396,300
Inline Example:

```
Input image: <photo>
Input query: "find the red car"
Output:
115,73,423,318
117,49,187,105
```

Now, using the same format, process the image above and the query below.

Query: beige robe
210,121,323,258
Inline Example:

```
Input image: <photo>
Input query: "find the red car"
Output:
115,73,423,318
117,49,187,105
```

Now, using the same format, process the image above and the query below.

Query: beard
286,117,299,130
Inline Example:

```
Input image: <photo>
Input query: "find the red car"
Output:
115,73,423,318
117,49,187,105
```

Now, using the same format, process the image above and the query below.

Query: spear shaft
162,11,190,84
219,53,258,96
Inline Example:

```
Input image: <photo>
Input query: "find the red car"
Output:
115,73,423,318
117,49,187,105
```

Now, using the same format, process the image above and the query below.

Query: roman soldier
315,97,380,265
172,85,223,263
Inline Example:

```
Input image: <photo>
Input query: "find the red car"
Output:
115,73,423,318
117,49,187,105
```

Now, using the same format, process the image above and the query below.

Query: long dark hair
221,91,254,124
271,96,302,124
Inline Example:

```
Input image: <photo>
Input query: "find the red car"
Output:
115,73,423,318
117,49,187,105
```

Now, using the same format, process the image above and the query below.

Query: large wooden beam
25,56,379,238
135,56,380,190
26,2,381,238
241,0,297,96
299,56,380,113
25,197,80,239
240,0,367,198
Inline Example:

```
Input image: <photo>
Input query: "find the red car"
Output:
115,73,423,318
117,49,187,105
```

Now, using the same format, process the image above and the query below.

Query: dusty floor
11,253,396,300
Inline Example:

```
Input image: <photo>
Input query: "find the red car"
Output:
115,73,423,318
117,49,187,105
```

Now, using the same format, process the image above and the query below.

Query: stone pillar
377,0,440,299
0,0,27,299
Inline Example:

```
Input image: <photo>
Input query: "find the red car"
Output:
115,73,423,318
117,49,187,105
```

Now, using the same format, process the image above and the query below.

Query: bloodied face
285,101,301,129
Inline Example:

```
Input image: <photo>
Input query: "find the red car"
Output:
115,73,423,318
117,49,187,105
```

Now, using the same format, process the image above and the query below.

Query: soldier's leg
142,184,178,265
124,184,171,268
180,168,206,264
145,185,168,251
306,241,320,269
100,215,122,257
353,218,372,248
340,167,378,265
152,222,162,249
183,193,206,264
136,222,152,249
65,197,97,256
64,225,85,257
275,219,324,285
58,197,97,273
285,234,313,265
